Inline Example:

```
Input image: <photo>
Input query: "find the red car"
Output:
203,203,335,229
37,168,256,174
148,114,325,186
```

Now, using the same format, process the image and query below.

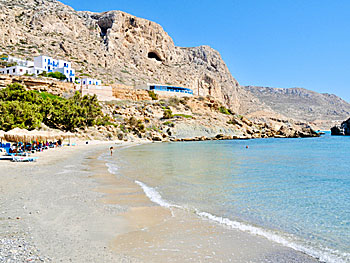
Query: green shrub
173,114,192,119
163,121,175,127
0,83,108,132
47,71,66,80
38,71,48,77
163,109,173,119
148,90,158,100
80,73,91,77
219,106,231,115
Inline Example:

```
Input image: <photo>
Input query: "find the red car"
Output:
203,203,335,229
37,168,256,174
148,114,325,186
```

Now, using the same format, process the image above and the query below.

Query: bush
163,109,173,119
148,90,158,100
163,121,175,127
173,114,192,119
38,71,48,77
0,83,108,131
219,106,231,115
47,71,66,80
168,97,180,107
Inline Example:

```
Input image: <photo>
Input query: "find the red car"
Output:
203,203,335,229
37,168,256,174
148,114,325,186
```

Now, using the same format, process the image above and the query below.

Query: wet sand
0,142,320,262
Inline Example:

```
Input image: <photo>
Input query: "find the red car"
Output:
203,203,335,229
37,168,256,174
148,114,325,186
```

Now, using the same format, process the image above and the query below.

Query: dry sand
0,141,320,262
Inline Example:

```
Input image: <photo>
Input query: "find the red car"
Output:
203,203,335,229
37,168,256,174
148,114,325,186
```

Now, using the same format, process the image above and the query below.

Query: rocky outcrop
241,86,350,130
0,74,75,96
112,87,150,101
92,95,319,142
331,118,350,135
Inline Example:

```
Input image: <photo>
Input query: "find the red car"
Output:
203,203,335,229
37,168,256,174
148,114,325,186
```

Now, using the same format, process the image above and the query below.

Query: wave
135,180,348,263
135,180,180,209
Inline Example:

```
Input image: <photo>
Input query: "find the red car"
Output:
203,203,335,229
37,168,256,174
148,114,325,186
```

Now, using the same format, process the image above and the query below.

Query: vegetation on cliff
0,83,109,131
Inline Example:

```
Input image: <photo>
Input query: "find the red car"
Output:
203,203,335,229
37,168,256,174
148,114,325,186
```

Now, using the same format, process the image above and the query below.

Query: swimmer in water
110,146,114,156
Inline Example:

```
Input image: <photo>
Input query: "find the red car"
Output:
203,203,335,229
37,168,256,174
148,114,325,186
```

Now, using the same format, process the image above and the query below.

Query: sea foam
134,179,348,263
135,180,177,208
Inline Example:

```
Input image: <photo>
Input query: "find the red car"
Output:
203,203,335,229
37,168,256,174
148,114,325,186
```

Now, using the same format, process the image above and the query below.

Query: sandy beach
0,141,320,262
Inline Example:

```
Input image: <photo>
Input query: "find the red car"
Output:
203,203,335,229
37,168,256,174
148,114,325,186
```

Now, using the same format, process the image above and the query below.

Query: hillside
240,86,350,129
0,0,245,111
0,0,348,129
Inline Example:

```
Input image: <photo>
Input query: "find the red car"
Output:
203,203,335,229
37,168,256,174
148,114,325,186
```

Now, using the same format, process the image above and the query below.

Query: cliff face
0,0,242,111
0,0,348,129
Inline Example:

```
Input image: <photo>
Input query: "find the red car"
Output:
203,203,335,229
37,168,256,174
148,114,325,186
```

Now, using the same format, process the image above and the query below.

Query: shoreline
1,141,321,262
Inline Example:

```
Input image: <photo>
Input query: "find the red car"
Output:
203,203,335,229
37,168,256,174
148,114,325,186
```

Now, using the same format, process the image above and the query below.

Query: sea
107,133,350,263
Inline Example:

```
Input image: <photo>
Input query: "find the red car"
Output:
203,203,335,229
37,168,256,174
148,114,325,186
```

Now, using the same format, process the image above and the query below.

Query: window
13,69,15,73
45,59,46,62
7,70,9,74
20,69,23,72
83,81,86,84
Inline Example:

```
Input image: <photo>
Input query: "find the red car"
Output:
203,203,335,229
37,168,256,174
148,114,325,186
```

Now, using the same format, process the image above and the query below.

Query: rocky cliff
0,0,243,111
0,0,348,129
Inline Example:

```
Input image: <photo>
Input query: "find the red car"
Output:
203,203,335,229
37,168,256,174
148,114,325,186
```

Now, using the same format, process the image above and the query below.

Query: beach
0,141,320,262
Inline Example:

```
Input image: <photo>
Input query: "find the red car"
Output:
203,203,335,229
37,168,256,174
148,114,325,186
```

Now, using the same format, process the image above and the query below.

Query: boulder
331,118,350,135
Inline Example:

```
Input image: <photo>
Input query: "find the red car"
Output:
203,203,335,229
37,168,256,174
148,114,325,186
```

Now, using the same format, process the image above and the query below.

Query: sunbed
12,156,38,162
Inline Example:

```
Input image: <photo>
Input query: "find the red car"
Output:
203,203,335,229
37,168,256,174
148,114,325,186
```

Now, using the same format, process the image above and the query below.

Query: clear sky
61,0,350,102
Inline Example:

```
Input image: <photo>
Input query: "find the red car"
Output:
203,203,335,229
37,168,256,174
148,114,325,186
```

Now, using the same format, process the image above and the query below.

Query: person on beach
110,146,114,156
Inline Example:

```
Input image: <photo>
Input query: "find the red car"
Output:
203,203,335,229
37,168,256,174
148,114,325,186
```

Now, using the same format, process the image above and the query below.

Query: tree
0,83,109,132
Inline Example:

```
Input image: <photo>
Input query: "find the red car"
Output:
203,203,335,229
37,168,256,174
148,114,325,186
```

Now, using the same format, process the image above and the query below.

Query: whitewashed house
0,65,32,75
77,77,102,86
34,55,75,82
7,55,34,67
0,55,75,82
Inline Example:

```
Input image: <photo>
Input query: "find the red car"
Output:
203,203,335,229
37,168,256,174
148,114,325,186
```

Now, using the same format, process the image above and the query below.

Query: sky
61,0,350,102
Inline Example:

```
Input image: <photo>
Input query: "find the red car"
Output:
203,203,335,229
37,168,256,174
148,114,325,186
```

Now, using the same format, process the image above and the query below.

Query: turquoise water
111,134,350,262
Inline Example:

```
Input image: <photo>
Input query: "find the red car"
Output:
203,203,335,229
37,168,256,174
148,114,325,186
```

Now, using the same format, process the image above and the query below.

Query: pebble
0,236,51,262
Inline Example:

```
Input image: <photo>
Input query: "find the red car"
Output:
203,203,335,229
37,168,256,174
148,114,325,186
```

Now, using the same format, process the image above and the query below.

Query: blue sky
61,0,350,101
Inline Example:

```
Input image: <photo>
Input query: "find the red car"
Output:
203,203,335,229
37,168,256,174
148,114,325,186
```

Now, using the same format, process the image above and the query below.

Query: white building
7,55,34,67
34,55,75,82
77,77,102,86
0,55,75,82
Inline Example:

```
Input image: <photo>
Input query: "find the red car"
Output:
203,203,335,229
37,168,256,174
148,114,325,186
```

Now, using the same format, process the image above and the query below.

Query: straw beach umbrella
4,128,31,143
63,131,75,144
0,130,5,144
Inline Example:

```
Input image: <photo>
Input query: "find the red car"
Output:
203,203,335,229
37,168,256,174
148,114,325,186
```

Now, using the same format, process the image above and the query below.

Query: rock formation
331,118,350,135
241,86,350,130
0,0,347,130
0,0,243,111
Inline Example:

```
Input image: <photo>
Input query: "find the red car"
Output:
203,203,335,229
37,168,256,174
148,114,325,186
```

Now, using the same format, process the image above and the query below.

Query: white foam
106,163,118,175
133,181,348,263
197,211,348,263
135,180,180,209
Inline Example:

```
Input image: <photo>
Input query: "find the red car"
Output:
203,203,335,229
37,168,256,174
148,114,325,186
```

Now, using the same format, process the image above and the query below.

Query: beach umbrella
28,130,50,142
4,128,31,143
0,130,5,144
63,131,75,144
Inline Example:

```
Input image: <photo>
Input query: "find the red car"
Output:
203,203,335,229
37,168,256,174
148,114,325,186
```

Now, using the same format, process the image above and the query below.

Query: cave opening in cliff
148,51,162,62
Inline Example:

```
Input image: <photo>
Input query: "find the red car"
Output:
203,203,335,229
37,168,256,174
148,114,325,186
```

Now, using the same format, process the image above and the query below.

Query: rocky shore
331,117,350,135
72,95,319,142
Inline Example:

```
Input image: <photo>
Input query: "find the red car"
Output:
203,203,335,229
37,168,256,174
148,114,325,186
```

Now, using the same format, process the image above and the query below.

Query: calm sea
108,133,350,263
